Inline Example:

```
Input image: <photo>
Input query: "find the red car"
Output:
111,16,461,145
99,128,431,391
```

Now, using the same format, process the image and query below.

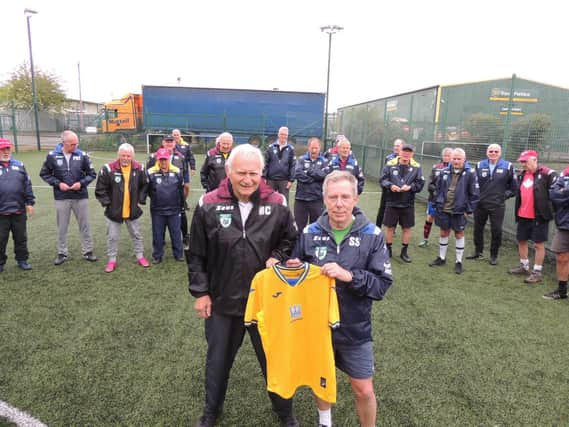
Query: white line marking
0,400,47,427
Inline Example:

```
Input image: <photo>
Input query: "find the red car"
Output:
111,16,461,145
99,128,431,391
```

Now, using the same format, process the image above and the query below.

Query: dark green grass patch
1,151,568,425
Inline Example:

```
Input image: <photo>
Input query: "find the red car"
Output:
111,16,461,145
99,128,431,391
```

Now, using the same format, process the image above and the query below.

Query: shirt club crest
315,246,327,260
219,213,232,228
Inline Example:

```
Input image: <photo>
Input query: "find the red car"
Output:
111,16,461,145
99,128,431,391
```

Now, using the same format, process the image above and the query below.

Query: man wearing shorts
380,143,424,262
429,148,479,274
419,147,453,248
290,171,393,427
509,150,557,283
544,164,569,299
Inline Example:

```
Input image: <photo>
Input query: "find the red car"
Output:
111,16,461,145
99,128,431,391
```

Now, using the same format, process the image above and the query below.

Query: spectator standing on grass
173,128,196,249
380,143,424,262
324,134,346,162
200,132,233,192
376,138,404,227
509,150,557,283
95,143,149,273
289,171,393,427
543,164,569,300
466,144,518,265
0,138,35,273
144,148,185,264
429,148,479,275
263,126,296,205
418,147,453,248
293,137,328,231
188,144,299,427
40,130,97,265
147,134,190,249
325,138,365,194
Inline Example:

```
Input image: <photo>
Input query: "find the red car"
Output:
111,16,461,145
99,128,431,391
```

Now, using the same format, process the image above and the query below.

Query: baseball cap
401,143,414,152
0,138,13,149
517,150,538,162
163,134,175,141
155,148,170,160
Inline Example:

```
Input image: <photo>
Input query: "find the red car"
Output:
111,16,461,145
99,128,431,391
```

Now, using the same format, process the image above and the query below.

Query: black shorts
383,206,415,228
516,218,549,243
550,229,569,253
435,211,467,232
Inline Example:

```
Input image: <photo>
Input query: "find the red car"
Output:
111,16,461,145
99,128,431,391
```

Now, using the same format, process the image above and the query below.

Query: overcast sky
2,0,567,111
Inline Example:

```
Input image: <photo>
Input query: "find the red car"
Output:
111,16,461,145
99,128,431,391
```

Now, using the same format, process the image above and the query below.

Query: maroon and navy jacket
550,166,569,231
200,144,230,192
188,178,297,317
95,159,147,223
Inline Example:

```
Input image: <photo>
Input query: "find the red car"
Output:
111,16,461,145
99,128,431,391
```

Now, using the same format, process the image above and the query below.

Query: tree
0,62,66,111
509,113,552,158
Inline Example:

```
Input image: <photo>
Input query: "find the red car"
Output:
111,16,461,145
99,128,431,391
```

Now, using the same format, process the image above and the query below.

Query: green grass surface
1,151,568,426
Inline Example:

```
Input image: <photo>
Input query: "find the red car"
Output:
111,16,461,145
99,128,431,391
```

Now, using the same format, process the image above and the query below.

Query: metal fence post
11,102,18,153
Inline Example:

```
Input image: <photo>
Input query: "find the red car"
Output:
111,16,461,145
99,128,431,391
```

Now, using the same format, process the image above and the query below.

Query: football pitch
1,151,568,426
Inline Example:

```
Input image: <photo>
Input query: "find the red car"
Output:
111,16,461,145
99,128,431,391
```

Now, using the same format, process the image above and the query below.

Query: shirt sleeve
328,278,340,330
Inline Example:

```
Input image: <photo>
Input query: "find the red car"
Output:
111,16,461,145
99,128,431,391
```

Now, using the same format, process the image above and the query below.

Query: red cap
517,150,538,162
155,148,170,160
0,138,13,149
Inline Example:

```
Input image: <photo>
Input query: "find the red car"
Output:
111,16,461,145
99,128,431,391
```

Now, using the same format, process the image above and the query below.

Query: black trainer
83,252,97,262
466,253,484,260
543,290,568,300
152,257,162,265
54,254,67,266
400,252,412,263
17,261,32,270
455,261,463,274
195,414,216,427
429,257,446,267
489,256,498,266
0,264,4,273
280,415,300,427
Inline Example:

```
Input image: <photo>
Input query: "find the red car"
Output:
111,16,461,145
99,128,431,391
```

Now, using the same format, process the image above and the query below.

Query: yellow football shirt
244,263,340,403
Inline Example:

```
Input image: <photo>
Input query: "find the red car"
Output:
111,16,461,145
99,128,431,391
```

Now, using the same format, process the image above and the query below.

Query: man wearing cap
324,138,365,194
148,134,190,249
466,144,518,265
40,130,97,265
376,138,404,227
263,126,296,205
0,139,35,272
143,147,185,264
200,132,233,192
380,143,424,262
429,148,479,274
95,143,150,273
509,150,557,283
543,164,569,300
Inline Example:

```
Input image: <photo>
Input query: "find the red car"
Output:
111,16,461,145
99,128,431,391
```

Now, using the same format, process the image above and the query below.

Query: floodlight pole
320,24,343,146
25,8,41,151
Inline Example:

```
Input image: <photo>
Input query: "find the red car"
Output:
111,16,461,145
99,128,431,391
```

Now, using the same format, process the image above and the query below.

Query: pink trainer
137,257,150,268
105,261,116,273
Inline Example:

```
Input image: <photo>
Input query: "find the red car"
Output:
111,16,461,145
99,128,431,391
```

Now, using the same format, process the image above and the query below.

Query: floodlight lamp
320,25,344,34
24,8,38,15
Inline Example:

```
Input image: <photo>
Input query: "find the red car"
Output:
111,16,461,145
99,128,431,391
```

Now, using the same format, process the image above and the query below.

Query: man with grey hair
429,148,479,274
95,143,149,273
200,132,233,192
188,144,299,427
40,130,97,265
290,170,392,427
263,126,296,205
467,144,517,265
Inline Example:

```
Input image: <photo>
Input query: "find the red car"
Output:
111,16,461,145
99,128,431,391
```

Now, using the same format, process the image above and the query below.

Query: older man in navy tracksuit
39,130,97,265
429,148,479,274
293,137,328,231
263,126,296,205
0,138,35,272
467,144,518,265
